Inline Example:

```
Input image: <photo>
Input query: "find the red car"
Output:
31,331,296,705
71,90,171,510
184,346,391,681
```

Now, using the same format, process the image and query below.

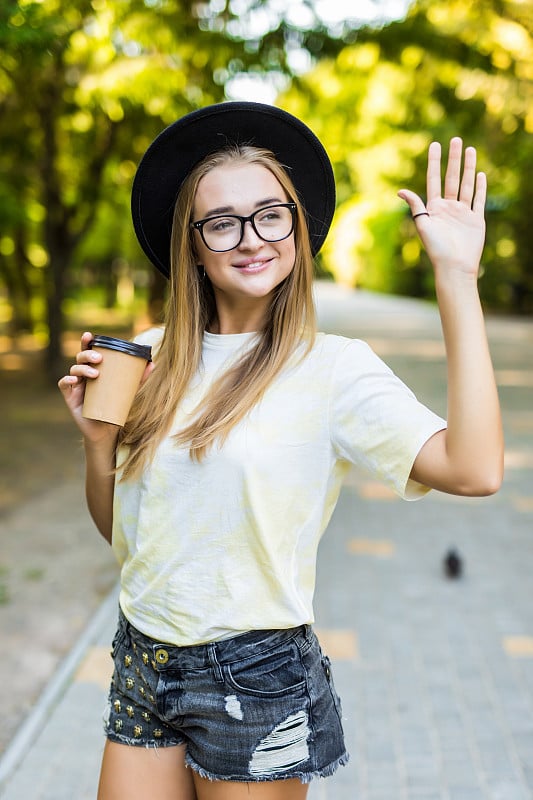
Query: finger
397,188,426,217
443,137,463,200
58,375,86,407
426,141,442,203
397,189,429,228
58,375,79,393
70,362,99,379
458,146,477,206
472,171,487,215
78,333,94,359
76,348,101,366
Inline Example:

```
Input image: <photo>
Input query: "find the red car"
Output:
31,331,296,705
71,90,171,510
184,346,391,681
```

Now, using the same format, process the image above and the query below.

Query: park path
1,282,532,799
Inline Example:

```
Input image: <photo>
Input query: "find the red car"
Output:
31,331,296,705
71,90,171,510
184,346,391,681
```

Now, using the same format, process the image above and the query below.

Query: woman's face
192,162,296,329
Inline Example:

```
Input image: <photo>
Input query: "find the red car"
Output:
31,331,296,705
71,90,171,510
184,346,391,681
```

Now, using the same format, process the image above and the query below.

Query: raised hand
398,137,487,280
402,138,503,497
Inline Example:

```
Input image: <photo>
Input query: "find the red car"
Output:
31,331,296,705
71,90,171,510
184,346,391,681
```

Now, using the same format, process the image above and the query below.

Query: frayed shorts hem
184,751,351,784
104,730,350,783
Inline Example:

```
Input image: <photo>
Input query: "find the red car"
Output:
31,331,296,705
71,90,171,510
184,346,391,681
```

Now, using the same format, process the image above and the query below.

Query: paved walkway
1,283,532,799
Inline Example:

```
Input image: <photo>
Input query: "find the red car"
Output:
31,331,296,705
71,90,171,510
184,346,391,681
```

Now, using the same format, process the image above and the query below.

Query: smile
233,259,272,272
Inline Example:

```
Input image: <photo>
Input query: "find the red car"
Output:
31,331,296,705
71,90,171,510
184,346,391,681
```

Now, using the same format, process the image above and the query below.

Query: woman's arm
399,138,504,496
58,331,120,544
82,438,117,544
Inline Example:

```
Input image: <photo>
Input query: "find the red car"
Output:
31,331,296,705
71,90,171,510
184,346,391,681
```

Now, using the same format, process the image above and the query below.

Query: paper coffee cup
82,335,152,426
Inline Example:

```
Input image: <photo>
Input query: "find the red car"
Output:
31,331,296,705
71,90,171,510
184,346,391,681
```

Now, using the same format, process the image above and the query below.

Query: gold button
155,648,169,665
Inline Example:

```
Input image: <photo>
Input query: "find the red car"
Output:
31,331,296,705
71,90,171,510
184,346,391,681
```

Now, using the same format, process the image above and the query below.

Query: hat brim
131,101,336,277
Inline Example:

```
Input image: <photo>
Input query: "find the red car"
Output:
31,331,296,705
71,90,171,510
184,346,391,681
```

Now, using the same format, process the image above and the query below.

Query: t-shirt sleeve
329,339,447,500
132,326,165,357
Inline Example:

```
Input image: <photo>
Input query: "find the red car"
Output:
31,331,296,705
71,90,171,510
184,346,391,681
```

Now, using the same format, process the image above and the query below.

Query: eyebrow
201,197,285,218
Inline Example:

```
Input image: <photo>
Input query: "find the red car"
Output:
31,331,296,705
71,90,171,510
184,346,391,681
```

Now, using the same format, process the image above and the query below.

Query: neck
208,298,269,334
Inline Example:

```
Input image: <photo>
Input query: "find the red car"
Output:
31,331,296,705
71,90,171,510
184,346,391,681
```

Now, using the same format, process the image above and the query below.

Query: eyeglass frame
190,203,297,253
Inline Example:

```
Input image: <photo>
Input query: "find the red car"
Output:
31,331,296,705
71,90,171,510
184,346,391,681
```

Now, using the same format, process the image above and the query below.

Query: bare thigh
97,740,197,800
193,774,309,800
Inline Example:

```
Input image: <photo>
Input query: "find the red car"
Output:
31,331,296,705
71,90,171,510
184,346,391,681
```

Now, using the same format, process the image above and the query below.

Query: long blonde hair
118,145,317,478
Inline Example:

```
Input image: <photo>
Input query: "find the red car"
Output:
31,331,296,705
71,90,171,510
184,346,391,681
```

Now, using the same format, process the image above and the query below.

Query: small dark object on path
443,548,463,578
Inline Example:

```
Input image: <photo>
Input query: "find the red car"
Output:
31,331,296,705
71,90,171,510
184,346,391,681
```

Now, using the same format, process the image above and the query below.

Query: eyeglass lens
201,205,294,252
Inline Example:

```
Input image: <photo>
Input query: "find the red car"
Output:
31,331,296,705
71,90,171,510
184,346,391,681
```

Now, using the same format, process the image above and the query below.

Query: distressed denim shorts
104,608,349,783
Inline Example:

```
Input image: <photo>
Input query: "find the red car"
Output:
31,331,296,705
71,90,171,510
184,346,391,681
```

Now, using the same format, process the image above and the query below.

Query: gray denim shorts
104,608,349,783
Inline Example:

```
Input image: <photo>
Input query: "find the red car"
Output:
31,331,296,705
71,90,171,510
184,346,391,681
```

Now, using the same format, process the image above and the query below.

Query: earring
197,265,205,280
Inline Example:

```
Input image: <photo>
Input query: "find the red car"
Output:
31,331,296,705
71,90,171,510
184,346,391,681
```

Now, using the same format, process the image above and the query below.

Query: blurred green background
1,0,532,376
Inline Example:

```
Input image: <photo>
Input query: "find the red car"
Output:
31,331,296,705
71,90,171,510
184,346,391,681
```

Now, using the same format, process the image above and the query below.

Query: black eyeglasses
191,203,297,253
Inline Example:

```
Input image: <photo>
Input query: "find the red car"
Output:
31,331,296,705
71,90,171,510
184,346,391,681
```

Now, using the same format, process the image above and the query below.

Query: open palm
398,137,486,279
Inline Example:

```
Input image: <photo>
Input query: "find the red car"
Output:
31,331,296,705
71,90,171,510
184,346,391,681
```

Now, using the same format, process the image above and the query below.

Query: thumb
398,189,429,221
140,361,155,386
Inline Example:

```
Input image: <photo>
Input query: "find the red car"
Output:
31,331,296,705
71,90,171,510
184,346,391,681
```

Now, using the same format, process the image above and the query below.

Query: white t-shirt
112,328,446,645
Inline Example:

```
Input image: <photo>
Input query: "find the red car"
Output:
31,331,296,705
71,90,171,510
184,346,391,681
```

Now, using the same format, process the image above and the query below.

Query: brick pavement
1,283,532,799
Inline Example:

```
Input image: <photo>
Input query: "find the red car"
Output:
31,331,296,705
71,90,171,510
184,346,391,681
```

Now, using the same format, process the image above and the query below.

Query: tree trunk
44,235,72,378
13,225,35,334
0,261,31,336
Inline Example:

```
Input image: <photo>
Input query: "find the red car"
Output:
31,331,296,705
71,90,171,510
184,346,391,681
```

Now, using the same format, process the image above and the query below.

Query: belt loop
208,644,224,683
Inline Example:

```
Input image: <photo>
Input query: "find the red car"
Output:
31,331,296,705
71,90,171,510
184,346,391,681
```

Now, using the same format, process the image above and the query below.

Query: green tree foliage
0,0,303,371
281,0,533,311
0,1,200,368
1,0,532,377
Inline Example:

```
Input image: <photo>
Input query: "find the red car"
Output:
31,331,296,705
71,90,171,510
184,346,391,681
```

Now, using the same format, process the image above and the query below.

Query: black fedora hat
131,101,336,277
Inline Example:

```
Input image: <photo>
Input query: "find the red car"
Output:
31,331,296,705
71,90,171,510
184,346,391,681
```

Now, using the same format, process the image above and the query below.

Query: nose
238,220,263,249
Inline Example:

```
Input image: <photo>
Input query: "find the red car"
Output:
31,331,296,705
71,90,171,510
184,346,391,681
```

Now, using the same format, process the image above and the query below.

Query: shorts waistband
117,607,311,672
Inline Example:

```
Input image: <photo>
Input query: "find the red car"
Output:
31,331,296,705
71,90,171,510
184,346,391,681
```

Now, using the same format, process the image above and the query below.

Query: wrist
83,432,119,456
434,268,480,298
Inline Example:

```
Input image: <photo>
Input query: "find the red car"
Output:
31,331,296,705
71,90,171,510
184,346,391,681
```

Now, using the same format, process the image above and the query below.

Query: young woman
58,102,503,800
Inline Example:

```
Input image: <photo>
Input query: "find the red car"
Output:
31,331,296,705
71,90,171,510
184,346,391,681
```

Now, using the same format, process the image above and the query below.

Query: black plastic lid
89,335,152,361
